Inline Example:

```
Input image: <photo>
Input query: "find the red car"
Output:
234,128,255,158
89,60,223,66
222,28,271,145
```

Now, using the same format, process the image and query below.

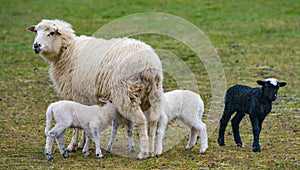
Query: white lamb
107,90,208,155
155,90,208,155
44,98,135,160
27,19,163,159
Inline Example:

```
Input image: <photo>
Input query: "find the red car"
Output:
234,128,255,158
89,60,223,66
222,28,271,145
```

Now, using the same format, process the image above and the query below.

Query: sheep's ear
55,29,62,35
256,80,265,86
27,25,36,32
279,82,287,87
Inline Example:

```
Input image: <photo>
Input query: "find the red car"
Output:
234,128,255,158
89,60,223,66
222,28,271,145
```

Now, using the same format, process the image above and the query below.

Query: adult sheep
27,19,164,159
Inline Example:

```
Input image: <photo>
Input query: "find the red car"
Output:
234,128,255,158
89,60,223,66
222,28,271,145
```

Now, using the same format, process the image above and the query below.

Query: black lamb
217,78,286,152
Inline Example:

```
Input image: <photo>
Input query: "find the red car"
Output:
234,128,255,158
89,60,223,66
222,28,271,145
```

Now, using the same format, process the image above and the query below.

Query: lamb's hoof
199,148,207,154
63,151,69,158
106,147,112,153
96,153,104,159
217,138,225,146
83,151,90,157
137,151,148,160
185,145,194,150
237,143,243,148
252,146,261,152
45,153,53,161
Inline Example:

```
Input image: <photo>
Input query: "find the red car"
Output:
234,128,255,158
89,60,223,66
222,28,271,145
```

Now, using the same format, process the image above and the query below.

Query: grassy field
1,0,299,169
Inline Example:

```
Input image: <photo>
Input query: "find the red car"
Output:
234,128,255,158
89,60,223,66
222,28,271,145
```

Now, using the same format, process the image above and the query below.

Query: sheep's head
257,78,287,101
27,19,75,62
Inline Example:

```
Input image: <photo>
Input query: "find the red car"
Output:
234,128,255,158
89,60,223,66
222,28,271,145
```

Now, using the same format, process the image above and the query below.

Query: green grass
1,0,299,169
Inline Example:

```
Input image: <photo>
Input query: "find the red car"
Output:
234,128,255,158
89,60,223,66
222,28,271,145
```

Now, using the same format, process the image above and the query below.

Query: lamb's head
27,19,75,62
257,78,287,101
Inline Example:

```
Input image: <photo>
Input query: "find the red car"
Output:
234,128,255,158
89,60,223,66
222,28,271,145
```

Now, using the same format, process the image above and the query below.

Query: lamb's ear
279,82,287,87
99,98,109,103
256,80,265,86
27,25,36,32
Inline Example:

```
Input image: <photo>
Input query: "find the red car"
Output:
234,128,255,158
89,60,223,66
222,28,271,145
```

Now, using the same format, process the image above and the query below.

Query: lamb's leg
106,120,120,153
186,121,208,154
66,128,79,151
231,112,245,147
199,122,208,153
125,120,136,153
44,131,55,161
82,133,91,156
92,127,104,158
155,114,168,156
55,130,69,158
218,106,234,146
250,115,261,152
185,127,198,150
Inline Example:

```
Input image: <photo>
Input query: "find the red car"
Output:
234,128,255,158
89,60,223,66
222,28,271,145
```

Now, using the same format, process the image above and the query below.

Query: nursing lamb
106,90,208,156
27,19,163,159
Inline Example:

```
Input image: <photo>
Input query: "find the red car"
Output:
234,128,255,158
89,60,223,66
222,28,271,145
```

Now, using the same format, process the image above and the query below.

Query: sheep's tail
45,104,54,135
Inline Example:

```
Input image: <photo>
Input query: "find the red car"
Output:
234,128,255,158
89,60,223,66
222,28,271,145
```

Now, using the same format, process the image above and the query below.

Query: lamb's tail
45,104,54,135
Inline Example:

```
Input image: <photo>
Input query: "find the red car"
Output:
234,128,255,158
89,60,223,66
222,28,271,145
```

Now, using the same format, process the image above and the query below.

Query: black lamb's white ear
279,82,287,87
27,25,36,32
256,80,265,86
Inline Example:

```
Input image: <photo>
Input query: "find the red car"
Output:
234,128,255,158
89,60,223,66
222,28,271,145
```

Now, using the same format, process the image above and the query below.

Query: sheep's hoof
66,144,78,152
129,147,136,153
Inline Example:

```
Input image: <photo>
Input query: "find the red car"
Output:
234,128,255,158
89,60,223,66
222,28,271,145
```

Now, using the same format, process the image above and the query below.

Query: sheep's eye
48,31,55,36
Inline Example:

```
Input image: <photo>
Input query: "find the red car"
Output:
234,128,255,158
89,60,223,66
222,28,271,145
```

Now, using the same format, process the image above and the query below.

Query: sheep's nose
33,43,41,54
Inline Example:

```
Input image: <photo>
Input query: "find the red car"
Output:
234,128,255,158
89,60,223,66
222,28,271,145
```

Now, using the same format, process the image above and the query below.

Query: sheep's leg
218,107,234,146
231,112,245,147
55,131,69,158
126,120,136,153
148,120,158,157
66,128,79,151
250,115,261,152
82,133,91,156
148,84,163,157
112,85,150,159
77,131,85,149
106,120,120,153
155,114,168,156
44,131,56,161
